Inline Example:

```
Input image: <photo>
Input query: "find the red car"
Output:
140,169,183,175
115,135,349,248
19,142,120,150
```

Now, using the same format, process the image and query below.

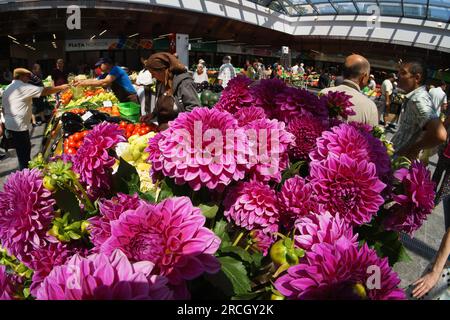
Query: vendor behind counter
73,58,138,103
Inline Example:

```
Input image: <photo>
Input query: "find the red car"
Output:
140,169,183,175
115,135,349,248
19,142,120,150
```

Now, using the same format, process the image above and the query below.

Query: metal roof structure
249,0,450,22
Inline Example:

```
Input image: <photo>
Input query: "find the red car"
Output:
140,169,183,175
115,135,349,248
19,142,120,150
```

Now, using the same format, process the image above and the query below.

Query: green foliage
48,212,88,243
112,157,141,194
199,203,219,219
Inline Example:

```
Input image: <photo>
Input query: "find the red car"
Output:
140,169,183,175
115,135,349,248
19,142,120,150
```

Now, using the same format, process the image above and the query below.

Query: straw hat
13,68,32,78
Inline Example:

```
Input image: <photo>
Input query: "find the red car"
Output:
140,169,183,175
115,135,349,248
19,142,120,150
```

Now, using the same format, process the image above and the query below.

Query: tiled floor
0,124,447,297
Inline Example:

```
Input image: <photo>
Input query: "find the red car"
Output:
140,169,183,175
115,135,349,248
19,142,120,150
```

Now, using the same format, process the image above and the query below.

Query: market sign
66,39,153,51
190,42,217,53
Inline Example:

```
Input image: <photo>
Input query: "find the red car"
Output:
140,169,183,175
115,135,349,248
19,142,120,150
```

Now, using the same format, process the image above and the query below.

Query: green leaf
112,157,141,194
251,252,264,269
67,231,81,240
53,189,82,221
218,256,252,295
220,246,253,265
199,203,219,219
138,190,156,203
213,219,231,247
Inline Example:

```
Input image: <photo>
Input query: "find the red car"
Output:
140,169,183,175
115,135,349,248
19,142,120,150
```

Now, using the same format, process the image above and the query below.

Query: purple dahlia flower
0,265,17,300
148,107,249,191
215,76,254,114
234,106,267,127
309,154,386,226
323,91,356,119
244,118,294,183
275,242,405,300
278,176,318,229
72,122,126,199
383,161,435,235
101,197,221,287
36,249,173,300
248,229,274,256
88,193,144,249
250,78,287,118
0,168,55,264
224,180,279,234
287,115,327,161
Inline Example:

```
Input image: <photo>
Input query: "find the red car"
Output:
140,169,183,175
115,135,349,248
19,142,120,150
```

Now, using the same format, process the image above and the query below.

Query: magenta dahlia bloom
383,161,435,235
0,168,55,264
72,122,126,198
224,180,279,234
245,118,294,183
0,265,17,300
101,197,221,286
215,76,254,114
294,211,358,252
278,176,318,228
36,249,173,300
323,91,355,119
275,242,405,300
249,229,274,256
250,78,287,118
234,106,267,127
274,87,328,123
311,123,390,178
88,193,143,249
287,115,327,161
309,154,386,226
148,107,249,191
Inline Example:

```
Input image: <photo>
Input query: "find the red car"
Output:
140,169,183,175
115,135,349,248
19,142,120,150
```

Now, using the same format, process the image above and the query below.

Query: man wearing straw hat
2,68,68,169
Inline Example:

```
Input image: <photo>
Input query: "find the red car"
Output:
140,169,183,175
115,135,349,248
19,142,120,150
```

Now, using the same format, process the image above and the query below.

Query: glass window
333,2,358,14
379,2,403,16
428,5,450,21
294,4,316,15
315,3,338,14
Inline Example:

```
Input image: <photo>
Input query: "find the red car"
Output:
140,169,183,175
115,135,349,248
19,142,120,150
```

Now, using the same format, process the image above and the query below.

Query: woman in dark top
141,52,201,130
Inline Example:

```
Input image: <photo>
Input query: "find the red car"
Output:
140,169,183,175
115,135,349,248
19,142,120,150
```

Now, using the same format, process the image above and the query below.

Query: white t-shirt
368,79,376,90
193,70,209,84
429,86,447,115
381,79,393,97
136,69,153,86
291,65,299,75
2,80,44,131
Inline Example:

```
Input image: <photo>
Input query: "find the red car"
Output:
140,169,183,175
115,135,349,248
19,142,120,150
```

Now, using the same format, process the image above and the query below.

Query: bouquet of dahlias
0,78,436,300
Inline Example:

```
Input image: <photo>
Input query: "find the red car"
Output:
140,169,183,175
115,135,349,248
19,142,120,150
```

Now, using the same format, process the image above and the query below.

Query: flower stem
232,231,245,247
245,244,251,251
72,179,95,212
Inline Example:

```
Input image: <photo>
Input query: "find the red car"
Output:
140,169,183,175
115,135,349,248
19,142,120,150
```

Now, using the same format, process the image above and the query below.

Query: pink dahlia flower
215,76,254,114
383,161,435,235
101,197,221,286
249,230,274,256
88,193,143,249
0,265,17,300
224,181,279,234
311,123,390,178
274,87,328,123
294,211,358,251
323,91,356,119
0,168,55,264
275,242,405,300
250,78,287,118
278,176,318,229
309,154,386,226
36,249,173,300
245,118,294,183
148,107,249,191
287,115,327,161
234,106,267,127
72,122,126,199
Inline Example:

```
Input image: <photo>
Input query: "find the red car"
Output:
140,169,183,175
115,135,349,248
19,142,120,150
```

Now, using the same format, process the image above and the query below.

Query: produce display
0,76,437,301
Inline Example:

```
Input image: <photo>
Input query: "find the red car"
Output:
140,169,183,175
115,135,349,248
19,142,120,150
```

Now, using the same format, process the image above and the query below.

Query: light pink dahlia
250,78,287,118
311,123,390,178
215,76,254,114
88,193,144,249
294,211,358,252
234,106,267,127
0,168,55,264
244,118,294,183
323,91,356,119
275,242,405,300
309,154,386,226
36,249,173,300
148,107,249,191
274,87,328,123
0,265,17,300
72,122,126,199
383,161,435,236
223,180,279,234
278,176,319,229
287,115,327,161
101,197,221,286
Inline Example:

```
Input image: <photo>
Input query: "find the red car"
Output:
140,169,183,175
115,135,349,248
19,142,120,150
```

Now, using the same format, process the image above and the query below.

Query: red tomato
67,148,77,155
76,141,83,148
73,132,83,141
126,124,135,132
119,121,127,128
139,128,148,135
82,131,90,137
68,140,77,148
67,135,75,142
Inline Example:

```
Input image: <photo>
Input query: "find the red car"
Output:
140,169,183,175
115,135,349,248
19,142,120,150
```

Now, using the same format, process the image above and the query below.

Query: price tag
81,111,93,122
103,100,113,107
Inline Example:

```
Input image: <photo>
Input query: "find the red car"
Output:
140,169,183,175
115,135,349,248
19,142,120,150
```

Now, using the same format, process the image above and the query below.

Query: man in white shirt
380,73,397,127
135,58,153,115
193,63,209,84
368,74,376,90
291,63,299,75
429,81,448,116
2,68,68,169
218,56,236,88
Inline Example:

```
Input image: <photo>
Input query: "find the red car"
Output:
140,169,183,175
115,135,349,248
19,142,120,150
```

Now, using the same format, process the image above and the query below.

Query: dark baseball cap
95,57,113,67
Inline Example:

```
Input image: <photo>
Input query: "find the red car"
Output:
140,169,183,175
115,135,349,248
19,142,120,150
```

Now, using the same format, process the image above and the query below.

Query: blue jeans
444,195,450,232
